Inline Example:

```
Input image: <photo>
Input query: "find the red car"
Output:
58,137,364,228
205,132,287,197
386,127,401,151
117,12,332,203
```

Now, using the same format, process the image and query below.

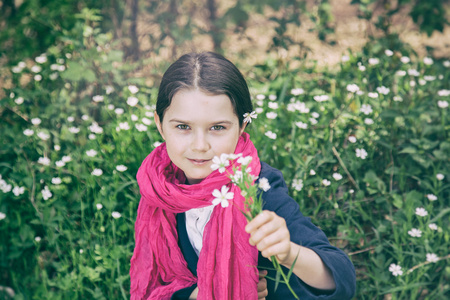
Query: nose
191,131,210,152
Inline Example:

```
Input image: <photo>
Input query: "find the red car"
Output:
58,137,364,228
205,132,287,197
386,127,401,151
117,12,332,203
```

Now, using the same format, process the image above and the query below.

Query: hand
245,210,291,263
258,270,268,299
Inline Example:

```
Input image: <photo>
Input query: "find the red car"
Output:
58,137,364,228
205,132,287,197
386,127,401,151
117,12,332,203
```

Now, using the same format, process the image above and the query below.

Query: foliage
0,2,449,300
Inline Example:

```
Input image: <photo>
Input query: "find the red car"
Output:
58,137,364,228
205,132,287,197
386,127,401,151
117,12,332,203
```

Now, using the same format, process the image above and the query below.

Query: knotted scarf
130,132,260,299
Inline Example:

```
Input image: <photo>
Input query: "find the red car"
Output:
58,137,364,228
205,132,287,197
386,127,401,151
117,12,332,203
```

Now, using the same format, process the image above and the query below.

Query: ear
154,111,165,140
239,122,247,136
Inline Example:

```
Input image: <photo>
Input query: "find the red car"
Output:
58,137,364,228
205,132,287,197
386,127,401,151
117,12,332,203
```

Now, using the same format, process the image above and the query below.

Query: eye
211,125,225,131
176,124,190,130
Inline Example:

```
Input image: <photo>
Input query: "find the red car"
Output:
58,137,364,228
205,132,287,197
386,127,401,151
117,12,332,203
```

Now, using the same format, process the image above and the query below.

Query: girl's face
155,89,245,184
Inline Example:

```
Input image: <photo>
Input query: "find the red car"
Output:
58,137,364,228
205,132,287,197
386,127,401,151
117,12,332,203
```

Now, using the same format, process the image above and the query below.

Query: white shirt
185,205,215,256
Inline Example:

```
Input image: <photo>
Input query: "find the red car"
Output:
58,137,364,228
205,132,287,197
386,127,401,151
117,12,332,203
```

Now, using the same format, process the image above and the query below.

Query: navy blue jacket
172,162,356,299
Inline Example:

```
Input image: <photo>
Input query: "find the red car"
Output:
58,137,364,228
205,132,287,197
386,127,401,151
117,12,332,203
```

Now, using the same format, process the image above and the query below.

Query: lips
188,158,211,165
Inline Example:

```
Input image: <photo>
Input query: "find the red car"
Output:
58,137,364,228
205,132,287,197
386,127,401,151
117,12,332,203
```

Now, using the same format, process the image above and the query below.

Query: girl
130,52,356,299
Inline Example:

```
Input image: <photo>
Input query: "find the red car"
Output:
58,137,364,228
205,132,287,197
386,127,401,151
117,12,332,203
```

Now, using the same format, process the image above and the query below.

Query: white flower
79,249,84,254
142,117,152,125
55,160,65,167
436,173,444,181
96,203,103,210
309,118,318,125
237,156,252,166
310,169,316,176
38,157,50,166
211,154,230,173
341,55,350,62
268,102,279,109
35,54,47,64
389,263,403,276
423,57,433,65
346,84,360,93
426,194,437,201
368,92,378,99
0,181,12,193
0,212,5,220
358,64,366,71
292,179,303,191
256,94,266,100
41,186,52,200
51,177,62,185
34,74,42,81
31,65,42,73
92,95,104,102
91,168,103,176
408,69,420,77
212,185,234,208
437,101,448,108
428,223,438,230
127,96,139,107
266,112,277,119
426,253,439,263
395,70,406,76
348,136,357,143
13,186,25,196
364,118,374,125
86,149,98,157
119,122,130,130
135,124,148,132
31,118,42,125
35,236,41,242
322,179,331,186
37,131,50,140
89,134,96,140
295,121,308,129
424,75,436,81
291,88,305,96
107,104,115,110
408,228,422,237
68,127,80,134
128,85,139,94
106,85,114,94
112,211,122,219
401,56,410,64
265,131,277,139
356,148,368,159
332,173,343,181
419,79,426,86
360,104,373,115
393,96,403,102
115,108,124,115
61,155,71,163
313,95,329,102
311,112,320,119
116,165,127,172
377,86,390,95
385,49,394,56
15,97,24,105
244,111,257,124
415,207,428,217
23,129,34,136
255,107,264,114
258,177,271,192
269,94,277,101
89,122,103,134
67,116,75,122
444,60,450,67
153,141,162,148
368,58,379,65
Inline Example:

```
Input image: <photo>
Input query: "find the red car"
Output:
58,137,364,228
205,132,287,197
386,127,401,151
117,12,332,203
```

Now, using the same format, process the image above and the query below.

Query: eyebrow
168,119,234,125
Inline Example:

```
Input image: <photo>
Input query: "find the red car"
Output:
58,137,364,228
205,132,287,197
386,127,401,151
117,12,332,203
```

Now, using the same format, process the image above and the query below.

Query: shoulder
258,161,289,191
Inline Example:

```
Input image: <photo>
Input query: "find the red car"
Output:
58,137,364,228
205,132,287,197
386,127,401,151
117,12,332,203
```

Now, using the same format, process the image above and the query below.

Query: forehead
165,89,238,122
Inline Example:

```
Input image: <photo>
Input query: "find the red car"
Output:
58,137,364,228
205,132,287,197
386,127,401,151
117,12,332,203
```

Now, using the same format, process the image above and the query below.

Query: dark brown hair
156,52,253,127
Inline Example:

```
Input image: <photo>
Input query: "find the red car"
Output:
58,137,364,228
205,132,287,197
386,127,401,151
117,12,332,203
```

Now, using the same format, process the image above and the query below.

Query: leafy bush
1,9,449,300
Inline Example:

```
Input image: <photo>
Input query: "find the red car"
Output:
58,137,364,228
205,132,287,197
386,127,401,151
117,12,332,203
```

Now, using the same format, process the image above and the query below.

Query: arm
245,210,336,291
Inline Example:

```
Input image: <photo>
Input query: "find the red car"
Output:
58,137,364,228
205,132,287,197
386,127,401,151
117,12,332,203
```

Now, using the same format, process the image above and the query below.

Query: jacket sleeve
258,162,356,300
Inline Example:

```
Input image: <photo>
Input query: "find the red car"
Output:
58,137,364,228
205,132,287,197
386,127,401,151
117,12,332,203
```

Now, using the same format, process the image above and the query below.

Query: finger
245,210,274,233
258,269,268,279
254,228,289,253
249,216,287,246
257,277,267,292
261,241,291,262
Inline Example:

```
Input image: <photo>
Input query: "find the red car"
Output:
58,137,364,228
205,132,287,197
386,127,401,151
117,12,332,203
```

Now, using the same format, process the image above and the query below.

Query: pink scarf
130,133,260,299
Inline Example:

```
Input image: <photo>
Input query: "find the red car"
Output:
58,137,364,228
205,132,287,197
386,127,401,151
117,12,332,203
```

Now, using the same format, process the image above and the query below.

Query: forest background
0,0,449,299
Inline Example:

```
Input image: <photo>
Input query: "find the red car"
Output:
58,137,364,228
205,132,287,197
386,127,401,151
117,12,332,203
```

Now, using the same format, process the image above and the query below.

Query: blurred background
0,1,449,299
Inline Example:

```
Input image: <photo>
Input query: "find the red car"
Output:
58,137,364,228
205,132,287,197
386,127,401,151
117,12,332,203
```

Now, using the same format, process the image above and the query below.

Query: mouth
188,159,211,165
